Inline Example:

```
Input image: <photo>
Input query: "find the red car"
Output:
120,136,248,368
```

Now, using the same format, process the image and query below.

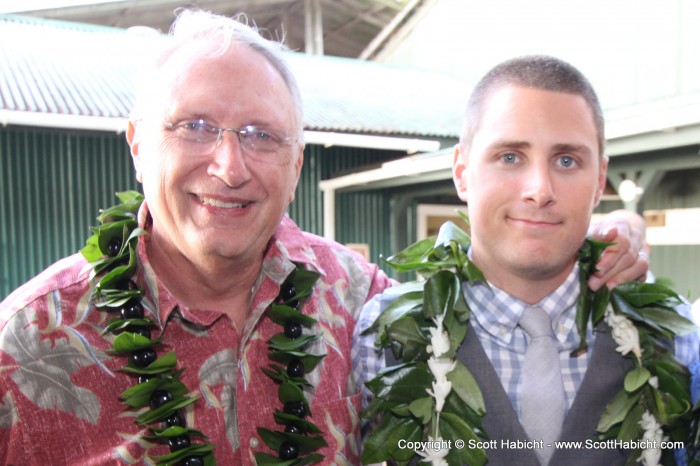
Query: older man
0,10,393,465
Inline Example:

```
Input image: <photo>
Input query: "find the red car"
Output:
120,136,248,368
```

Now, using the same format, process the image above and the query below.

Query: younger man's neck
471,253,577,305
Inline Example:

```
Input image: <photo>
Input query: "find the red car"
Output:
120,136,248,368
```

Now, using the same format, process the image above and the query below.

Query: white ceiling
4,0,418,58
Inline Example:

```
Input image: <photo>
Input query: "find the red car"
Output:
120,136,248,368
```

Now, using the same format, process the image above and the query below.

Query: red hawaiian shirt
0,206,392,465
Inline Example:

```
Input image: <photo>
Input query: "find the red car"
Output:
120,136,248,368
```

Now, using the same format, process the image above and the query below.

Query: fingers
588,252,648,291
587,225,649,291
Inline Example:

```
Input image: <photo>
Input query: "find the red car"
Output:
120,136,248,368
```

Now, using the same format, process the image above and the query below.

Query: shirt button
250,437,259,448
499,326,507,335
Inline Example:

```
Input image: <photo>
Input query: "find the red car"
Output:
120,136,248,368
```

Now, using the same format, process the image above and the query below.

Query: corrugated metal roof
0,14,465,138
0,15,139,118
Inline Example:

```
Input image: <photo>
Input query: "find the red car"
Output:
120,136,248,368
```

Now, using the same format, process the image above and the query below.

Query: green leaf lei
361,218,700,466
255,266,328,465
82,192,327,465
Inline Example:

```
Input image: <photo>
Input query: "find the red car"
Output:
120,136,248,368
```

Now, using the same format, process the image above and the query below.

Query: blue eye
182,120,214,133
253,129,272,141
558,155,576,168
502,153,518,163
239,126,283,152
174,119,218,142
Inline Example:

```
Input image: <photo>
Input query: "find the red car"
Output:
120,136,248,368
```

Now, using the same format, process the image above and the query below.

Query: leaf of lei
361,219,700,466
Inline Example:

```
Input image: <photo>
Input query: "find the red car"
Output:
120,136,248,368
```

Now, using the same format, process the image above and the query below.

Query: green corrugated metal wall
1,126,139,299
288,144,399,275
643,167,700,302
649,244,700,302
1,126,402,300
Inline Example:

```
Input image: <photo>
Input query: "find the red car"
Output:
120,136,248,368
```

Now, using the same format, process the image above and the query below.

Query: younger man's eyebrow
552,143,593,156
489,140,594,157
490,140,531,151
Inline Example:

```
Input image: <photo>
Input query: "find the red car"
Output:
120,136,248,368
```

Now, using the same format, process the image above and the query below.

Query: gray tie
519,306,565,466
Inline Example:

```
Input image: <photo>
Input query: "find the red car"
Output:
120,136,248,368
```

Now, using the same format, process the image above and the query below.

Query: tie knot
519,306,554,339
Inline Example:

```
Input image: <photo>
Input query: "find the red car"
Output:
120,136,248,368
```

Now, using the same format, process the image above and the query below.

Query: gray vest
458,321,631,465
385,322,632,465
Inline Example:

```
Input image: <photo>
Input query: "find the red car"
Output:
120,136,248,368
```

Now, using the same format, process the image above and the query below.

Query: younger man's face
453,84,607,290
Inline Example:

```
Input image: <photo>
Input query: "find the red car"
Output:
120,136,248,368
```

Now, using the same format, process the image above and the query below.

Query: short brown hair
460,55,604,155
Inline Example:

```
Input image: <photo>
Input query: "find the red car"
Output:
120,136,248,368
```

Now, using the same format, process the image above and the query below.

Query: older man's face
453,85,607,296
128,40,303,266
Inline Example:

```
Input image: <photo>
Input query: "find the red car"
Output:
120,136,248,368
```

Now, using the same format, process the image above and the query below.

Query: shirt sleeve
673,300,700,404
0,310,22,465
353,283,413,400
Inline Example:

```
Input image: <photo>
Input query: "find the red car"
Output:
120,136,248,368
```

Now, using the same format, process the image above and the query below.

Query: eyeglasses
163,119,298,163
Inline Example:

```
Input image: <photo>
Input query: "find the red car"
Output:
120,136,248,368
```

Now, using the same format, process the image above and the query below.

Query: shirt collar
464,251,581,347
134,202,320,329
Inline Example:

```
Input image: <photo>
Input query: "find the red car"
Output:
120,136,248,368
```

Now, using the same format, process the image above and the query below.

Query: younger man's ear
594,156,609,207
452,144,469,203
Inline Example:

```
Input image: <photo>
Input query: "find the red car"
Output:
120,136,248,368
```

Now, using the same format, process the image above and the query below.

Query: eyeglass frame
162,118,299,160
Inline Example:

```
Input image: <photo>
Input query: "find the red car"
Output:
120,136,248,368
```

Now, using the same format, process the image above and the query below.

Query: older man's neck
147,240,260,329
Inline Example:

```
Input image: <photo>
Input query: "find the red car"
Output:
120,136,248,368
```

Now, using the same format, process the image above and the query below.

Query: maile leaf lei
82,191,215,466
255,266,328,465
82,192,328,466
362,217,699,466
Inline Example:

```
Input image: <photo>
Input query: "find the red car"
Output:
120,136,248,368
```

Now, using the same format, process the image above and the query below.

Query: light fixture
618,179,644,203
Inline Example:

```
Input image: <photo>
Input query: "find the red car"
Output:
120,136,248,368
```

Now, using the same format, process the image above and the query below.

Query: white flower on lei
427,356,456,382
648,376,659,389
637,411,665,466
426,379,452,413
427,314,451,357
425,316,455,412
415,436,449,466
605,308,642,359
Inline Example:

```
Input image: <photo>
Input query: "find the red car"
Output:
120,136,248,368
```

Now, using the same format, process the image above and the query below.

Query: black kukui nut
150,390,174,409
137,374,155,384
279,283,297,302
130,348,157,368
106,237,123,257
284,320,303,339
165,411,184,427
168,435,191,451
120,301,144,320
283,401,306,418
284,423,302,434
286,358,305,378
128,325,151,339
279,441,299,460
181,457,204,466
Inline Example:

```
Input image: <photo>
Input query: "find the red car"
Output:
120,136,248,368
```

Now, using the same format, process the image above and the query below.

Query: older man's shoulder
0,253,89,318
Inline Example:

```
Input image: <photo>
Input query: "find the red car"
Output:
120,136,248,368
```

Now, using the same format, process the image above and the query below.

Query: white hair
131,9,304,141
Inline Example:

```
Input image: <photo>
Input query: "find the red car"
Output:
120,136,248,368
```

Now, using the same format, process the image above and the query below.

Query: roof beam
359,0,424,60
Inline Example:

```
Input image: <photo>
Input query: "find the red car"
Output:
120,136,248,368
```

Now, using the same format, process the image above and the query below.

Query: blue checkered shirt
353,265,700,419
464,265,589,415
